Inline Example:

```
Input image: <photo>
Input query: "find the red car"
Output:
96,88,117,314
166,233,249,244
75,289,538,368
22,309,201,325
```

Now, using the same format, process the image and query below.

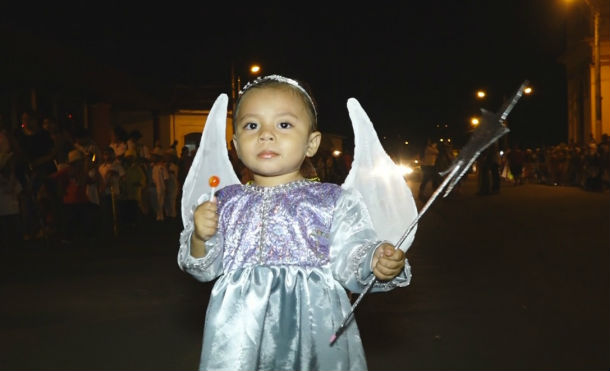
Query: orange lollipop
209,175,220,200
209,175,220,187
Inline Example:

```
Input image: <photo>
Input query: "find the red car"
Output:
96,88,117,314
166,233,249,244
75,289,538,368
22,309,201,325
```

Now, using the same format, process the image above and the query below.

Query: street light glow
250,65,261,74
476,90,486,99
523,86,533,95
471,117,480,126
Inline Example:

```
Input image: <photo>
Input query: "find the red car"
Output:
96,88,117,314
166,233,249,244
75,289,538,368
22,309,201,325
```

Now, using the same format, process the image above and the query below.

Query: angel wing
180,93,241,227
341,98,418,252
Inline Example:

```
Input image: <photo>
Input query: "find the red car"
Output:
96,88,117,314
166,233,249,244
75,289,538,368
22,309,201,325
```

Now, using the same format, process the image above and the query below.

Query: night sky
3,1,570,155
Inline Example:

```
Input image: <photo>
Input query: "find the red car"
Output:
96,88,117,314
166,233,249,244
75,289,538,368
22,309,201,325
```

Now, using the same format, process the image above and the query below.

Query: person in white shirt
151,149,168,221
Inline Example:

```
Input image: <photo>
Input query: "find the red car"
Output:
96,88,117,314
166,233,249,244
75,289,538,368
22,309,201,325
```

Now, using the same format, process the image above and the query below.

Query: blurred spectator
313,152,327,181
506,144,525,186
419,139,439,201
434,141,454,189
119,149,146,229
476,141,499,195
522,148,537,184
150,148,168,221
300,157,318,179
164,149,179,219
178,145,194,187
43,116,73,166
98,146,125,237
127,129,150,160
0,151,24,248
583,141,602,191
73,126,102,166
49,149,97,244
109,126,128,159
13,110,57,240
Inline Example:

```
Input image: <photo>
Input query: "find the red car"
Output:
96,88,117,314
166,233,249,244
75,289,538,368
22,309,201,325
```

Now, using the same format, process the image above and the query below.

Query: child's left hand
372,243,405,281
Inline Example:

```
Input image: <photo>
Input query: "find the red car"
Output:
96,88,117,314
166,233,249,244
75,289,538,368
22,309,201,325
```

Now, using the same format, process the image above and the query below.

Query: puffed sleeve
177,193,224,282
329,188,411,293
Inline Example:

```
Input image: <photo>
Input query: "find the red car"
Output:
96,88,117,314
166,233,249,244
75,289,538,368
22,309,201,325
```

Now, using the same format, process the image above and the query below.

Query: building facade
561,0,610,145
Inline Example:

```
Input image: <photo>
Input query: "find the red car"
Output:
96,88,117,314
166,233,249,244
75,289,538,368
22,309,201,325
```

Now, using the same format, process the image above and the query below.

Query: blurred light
250,65,261,74
404,141,409,145
471,117,480,126
523,86,533,95
447,138,451,143
67,113,73,119
332,150,342,157
476,90,486,99
440,138,444,142
397,164,413,176
499,150,504,156
414,160,419,164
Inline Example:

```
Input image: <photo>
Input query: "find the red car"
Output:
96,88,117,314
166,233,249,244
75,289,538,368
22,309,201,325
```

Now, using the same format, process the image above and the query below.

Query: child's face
233,87,321,186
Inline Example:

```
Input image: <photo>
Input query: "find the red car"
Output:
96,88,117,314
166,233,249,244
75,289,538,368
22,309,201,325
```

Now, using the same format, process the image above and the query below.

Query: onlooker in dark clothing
419,139,439,201
13,111,57,240
119,150,147,229
477,142,500,195
433,141,453,189
0,146,24,248
109,126,128,159
583,142,602,191
49,149,97,244
507,144,525,185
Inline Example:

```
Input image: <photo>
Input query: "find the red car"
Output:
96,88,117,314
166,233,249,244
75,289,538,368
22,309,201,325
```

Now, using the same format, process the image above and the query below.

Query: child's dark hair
232,75,318,132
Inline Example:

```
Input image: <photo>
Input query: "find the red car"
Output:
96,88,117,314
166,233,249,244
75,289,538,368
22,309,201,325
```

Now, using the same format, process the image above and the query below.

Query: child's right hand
193,200,218,242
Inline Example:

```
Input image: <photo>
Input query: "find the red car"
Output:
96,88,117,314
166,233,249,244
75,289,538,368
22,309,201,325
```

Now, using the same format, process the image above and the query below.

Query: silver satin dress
178,180,411,371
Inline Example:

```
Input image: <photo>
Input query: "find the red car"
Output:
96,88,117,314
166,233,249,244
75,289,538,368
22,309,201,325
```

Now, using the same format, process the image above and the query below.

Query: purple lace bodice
215,180,342,272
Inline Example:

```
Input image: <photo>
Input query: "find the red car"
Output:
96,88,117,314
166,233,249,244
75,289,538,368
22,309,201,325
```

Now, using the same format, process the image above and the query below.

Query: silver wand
330,80,530,345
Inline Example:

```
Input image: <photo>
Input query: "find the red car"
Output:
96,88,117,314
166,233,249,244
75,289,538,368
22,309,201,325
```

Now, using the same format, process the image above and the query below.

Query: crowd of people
0,111,192,248
417,135,610,199
0,111,355,249
479,137,610,193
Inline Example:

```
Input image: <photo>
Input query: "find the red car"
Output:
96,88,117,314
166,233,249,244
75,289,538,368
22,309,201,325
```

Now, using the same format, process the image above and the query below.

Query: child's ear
306,131,322,157
232,136,240,157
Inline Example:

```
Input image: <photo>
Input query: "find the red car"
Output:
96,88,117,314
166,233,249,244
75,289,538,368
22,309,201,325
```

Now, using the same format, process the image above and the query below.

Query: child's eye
278,122,292,129
243,122,258,130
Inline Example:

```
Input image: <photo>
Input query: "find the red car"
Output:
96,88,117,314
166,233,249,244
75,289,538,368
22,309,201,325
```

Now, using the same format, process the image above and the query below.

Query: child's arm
177,193,224,283
330,188,411,293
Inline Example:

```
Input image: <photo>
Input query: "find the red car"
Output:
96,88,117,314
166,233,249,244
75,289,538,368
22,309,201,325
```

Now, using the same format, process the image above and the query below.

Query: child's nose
258,127,275,142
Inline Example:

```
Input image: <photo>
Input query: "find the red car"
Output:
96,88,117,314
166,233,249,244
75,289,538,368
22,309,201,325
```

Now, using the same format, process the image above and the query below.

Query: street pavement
1,175,608,370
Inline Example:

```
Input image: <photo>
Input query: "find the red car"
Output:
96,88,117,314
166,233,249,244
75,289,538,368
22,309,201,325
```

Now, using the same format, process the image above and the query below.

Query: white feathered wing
342,98,418,252
180,94,241,227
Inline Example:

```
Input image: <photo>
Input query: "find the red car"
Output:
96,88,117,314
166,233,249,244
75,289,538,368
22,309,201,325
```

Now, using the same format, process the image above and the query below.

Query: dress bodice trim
243,179,317,194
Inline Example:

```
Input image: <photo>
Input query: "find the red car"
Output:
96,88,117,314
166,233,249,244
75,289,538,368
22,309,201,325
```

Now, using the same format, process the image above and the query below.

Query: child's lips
257,151,279,159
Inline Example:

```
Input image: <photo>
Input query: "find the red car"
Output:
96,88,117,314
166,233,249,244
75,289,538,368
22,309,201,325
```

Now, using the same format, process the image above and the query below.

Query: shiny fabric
178,180,411,371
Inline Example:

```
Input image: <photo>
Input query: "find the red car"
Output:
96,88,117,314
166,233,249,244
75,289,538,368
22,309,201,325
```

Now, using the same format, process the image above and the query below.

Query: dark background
1,1,570,155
